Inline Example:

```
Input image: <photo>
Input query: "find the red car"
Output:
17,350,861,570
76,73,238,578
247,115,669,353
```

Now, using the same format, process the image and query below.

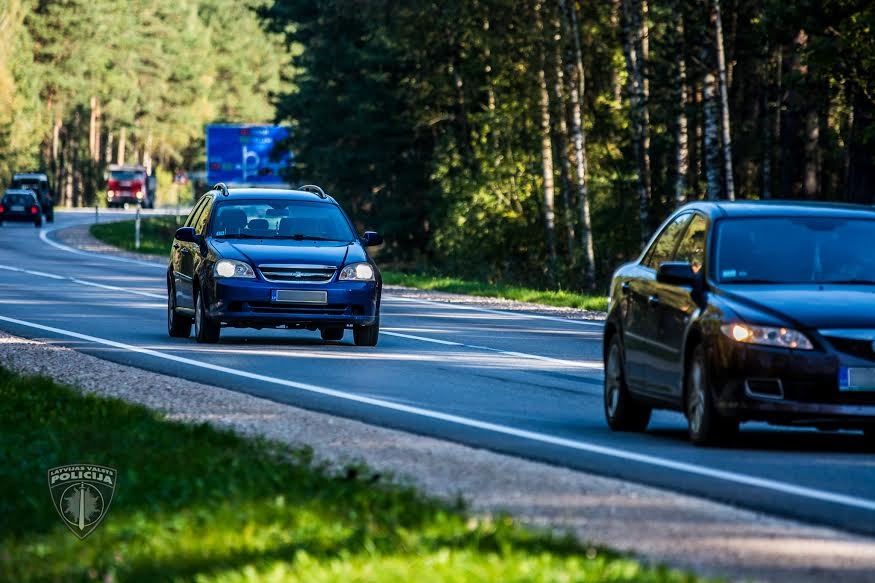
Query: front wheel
194,290,220,343
604,334,651,431
685,344,738,446
353,316,379,347
167,281,192,338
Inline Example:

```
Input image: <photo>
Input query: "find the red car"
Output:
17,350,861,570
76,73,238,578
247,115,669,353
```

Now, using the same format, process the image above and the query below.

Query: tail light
30,206,38,214
0,205,5,213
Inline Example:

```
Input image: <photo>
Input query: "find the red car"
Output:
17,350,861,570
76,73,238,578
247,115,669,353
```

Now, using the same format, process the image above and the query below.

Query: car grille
247,302,348,315
258,264,336,284
823,336,875,362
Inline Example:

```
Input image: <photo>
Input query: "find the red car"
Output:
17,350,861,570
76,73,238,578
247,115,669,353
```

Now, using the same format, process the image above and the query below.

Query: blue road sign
206,125,292,185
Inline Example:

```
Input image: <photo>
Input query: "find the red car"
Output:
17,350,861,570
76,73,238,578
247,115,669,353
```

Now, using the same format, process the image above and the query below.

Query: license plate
271,290,327,304
10,205,24,212
838,367,875,391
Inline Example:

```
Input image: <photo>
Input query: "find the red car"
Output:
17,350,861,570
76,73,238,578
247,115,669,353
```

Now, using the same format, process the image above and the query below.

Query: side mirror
174,226,198,243
656,261,699,286
362,231,383,247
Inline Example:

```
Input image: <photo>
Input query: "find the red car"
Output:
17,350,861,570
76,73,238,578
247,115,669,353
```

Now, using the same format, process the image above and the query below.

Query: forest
2,1,875,290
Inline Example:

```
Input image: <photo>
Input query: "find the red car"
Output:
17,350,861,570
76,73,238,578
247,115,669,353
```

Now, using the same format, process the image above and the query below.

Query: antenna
213,183,230,197
297,184,328,199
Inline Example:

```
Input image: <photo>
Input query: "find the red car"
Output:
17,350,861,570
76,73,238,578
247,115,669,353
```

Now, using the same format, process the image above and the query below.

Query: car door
623,213,691,392
173,197,209,310
648,213,708,397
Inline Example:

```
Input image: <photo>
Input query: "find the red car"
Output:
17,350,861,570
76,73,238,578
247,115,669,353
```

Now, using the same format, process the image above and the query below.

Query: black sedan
167,184,383,345
0,189,42,227
603,200,875,446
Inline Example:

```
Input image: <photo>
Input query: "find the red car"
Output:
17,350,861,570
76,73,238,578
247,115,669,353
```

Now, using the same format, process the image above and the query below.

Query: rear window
3,192,36,205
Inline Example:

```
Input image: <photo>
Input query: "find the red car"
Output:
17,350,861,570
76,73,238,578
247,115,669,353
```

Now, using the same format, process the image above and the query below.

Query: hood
716,284,875,329
213,239,365,266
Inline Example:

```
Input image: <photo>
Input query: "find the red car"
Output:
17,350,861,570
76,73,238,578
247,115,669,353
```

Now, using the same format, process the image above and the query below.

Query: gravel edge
8,222,870,583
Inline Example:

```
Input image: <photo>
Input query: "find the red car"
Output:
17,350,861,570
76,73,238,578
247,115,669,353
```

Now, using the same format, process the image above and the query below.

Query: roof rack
213,182,230,197
297,184,328,199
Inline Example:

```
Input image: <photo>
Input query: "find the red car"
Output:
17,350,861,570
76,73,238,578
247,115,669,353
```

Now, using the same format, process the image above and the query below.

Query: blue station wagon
167,184,383,345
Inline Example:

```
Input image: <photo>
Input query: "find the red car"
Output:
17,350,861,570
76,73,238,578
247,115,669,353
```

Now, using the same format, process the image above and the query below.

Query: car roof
4,189,37,197
680,199,875,220
212,187,339,204
12,173,48,180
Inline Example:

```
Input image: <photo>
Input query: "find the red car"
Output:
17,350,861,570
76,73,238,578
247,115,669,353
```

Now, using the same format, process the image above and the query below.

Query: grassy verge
381,272,608,311
90,215,182,256
0,368,709,582
89,217,608,311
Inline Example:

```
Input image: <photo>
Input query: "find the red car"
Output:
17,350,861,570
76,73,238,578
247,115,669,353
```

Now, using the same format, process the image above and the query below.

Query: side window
675,214,708,273
184,197,208,228
642,213,691,270
195,196,214,235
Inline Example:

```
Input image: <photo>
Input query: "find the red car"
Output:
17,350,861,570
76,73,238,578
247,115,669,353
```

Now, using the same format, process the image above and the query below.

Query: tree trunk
620,0,651,243
673,6,689,206
712,0,734,200
117,126,126,165
803,108,819,197
703,73,722,200
559,0,595,285
551,25,576,260
536,5,557,278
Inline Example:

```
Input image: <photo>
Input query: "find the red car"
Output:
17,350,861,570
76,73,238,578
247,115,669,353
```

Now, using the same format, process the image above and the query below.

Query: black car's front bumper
710,338,875,429
206,278,379,328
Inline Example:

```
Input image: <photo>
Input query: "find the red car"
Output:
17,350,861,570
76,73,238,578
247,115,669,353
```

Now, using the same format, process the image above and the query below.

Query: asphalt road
2,210,874,538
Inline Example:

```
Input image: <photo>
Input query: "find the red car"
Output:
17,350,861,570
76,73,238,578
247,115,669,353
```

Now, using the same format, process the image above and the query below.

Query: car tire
685,344,739,446
47,211,54,223
167,281,192,338
863,426,875,450
34,219,42,228
604,334,651,431
194,290,220,344
320,327,344,341
353,316,379,347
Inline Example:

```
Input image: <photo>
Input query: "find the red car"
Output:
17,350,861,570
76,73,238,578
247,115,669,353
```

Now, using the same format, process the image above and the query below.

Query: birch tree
712,0,735,200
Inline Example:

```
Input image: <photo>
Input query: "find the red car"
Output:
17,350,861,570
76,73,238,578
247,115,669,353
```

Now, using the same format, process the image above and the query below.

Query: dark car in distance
167,184,383,345
0,189,43,227
10,172,54,222
603,200,875,446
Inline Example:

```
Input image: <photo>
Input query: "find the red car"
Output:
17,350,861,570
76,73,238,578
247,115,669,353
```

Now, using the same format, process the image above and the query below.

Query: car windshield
210,200,356,241
109,171,142,181
715,216,875,284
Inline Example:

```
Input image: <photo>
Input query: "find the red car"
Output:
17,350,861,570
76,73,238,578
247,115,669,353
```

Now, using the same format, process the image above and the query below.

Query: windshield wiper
818,279,875,285
214,233,262,239
723,279,784,284
273,234,343,241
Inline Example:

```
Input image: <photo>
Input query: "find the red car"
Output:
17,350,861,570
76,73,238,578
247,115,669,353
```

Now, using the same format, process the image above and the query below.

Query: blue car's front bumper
206,278,379,328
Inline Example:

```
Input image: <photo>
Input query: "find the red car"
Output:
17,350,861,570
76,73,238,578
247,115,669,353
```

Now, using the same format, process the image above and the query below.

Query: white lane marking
39,226,165,269
387,296,606,327
0,265,65,280
1,313,873,514
383,330,603,371
69,278,164,299
0,263,165,299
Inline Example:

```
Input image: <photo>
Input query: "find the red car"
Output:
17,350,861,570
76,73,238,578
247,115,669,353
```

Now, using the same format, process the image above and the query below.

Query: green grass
90,215,183,256
0,368,712,582
89,217,608,311
381,272,608,311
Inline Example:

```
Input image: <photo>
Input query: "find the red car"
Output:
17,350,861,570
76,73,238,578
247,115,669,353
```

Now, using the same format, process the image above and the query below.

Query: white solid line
1,313,873,514
387,295,606,327
39,227,165,269
382,331,603,371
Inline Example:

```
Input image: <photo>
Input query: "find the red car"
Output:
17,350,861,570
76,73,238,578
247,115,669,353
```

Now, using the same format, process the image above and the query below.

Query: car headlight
338,262,375,281
720,323,813,350
214,259,255,279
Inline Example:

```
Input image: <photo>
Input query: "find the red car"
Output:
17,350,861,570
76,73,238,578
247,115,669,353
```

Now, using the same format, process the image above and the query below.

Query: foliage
0,367,708,582
0,0,291,205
